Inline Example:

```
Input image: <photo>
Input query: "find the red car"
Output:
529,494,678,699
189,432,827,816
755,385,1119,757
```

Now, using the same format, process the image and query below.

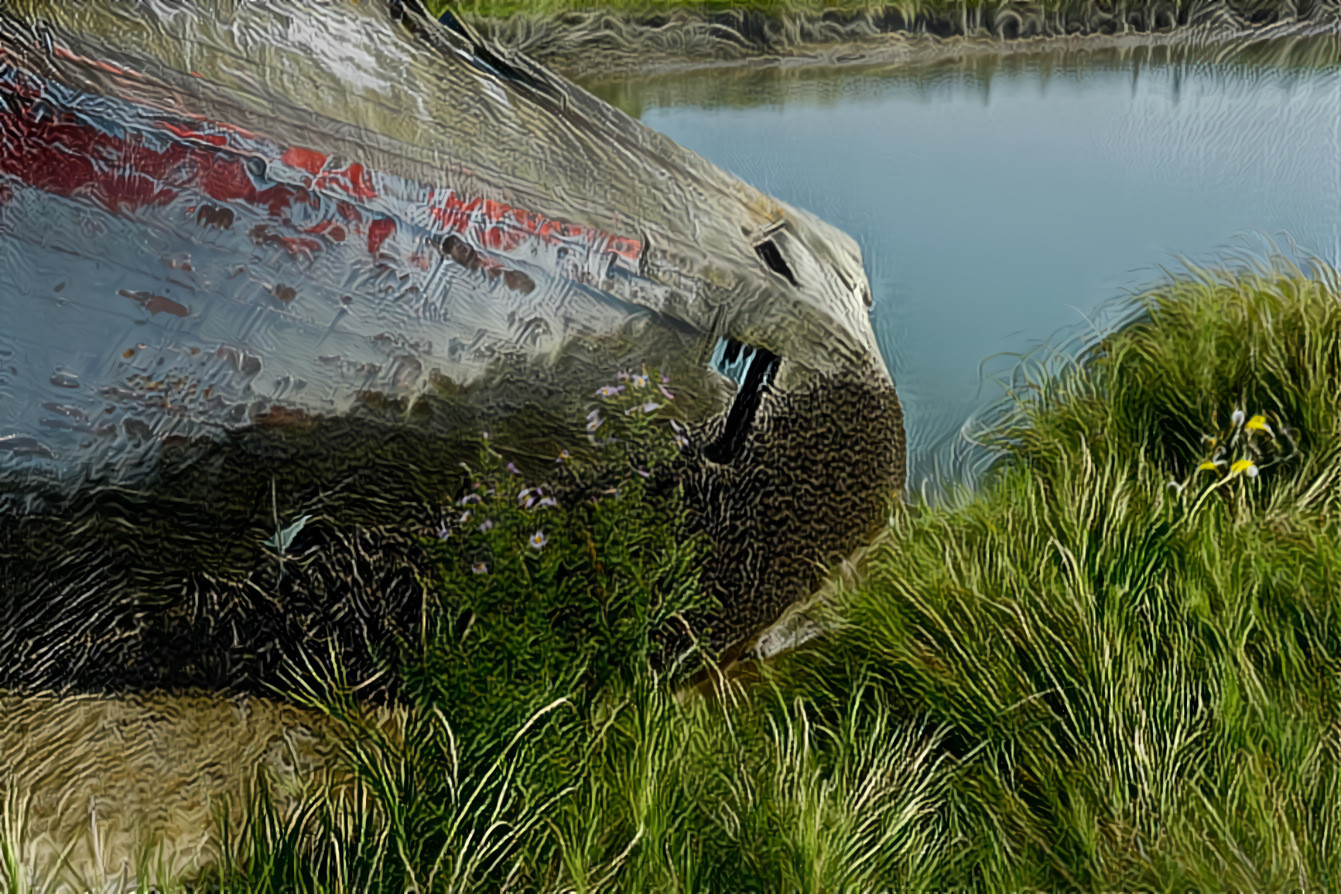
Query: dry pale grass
0,692,344,892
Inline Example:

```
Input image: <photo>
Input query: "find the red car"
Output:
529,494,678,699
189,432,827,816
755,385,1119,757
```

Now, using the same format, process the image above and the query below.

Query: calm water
588,42,1341,491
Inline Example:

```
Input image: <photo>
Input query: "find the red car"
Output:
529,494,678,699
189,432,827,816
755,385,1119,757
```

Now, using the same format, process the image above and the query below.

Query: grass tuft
781,255,1341,888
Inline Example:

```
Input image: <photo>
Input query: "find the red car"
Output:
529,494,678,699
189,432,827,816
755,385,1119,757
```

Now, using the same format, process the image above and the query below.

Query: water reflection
587,35,1341,492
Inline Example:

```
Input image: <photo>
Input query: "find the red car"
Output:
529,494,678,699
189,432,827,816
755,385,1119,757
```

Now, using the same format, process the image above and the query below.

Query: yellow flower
1229,459,1259,478
1197,460,1224,472
1245,414,1274,437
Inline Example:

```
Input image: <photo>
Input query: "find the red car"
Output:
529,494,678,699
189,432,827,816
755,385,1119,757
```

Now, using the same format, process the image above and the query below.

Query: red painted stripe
158,121,227,147
0,102,301,218
316,162,377,201
0,64,644,270
281,145,329,175
366,217,395,255
52,45,132,77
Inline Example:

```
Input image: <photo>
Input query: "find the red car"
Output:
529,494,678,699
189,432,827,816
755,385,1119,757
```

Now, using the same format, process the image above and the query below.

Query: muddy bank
462,7,1340,78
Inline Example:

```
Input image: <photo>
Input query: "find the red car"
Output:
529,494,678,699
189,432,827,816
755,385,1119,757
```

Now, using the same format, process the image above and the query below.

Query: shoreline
460,6,1341,78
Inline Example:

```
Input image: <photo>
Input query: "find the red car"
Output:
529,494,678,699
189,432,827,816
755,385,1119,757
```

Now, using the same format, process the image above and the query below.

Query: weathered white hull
0,0,904,689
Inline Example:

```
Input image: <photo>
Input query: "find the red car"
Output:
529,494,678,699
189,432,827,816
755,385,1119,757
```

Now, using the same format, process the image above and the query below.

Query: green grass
781,254,1341,888
206,670,955,891
441,0,904,15
432,0,1340,42
11,257,1341,891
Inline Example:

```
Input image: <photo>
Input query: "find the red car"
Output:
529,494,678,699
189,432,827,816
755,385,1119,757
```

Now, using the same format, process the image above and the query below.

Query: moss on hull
684,365,905,651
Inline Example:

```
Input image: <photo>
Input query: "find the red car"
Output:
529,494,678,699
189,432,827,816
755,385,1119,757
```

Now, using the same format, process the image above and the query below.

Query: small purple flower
505,462,520,475
458,511,472,525
626,401,661,415
536,496,557,509
435,521,452,540
471,561,489,574
616,370,631,381
586,410,602,432
556,449,570,463
478,520,494,533
595,385,625,397
459,493,482,506
529,531,548,549
632,373,649,388
661,374,670,384
674,434,690,450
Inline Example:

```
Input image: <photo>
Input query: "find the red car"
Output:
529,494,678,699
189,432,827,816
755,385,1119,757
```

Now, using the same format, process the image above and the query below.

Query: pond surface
586,39,1341,491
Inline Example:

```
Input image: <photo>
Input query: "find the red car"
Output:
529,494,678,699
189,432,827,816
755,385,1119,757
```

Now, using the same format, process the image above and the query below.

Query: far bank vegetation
432,0,1341,73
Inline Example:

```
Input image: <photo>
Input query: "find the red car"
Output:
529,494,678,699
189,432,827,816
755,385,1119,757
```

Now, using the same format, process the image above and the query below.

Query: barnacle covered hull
0,0,904,691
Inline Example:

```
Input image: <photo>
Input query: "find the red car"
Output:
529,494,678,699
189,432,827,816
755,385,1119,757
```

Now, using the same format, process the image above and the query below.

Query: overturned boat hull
0,0,904,694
